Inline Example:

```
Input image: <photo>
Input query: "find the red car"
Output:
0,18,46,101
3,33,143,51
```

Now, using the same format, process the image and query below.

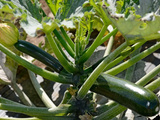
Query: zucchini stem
60,26,75,50
136,64,160,86
145,77,160,91
78,25,108,64
77,42,128,100
0,103,71,117
0,117,40,120
45,0,56,16
46,33,78,73
105,42,160,75
103,41,145,72
100,28,118,46
28,70,56,108
53,29,75,58
103,35,114,57
0,44,72,84
124,47,141,81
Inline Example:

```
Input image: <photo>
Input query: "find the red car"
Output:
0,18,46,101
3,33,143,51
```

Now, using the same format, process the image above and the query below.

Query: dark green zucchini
14,40,63,73
91,74,160,116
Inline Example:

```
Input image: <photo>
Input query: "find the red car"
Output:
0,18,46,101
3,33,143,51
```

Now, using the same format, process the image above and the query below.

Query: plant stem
0,117,40,120
0,78,10,85
46,33,78,73
136,64,160,86
0,103,71,117
93,104,126,120
39,116,75,120
103,41,145,71
60,27,75,50
0,44,72,84
45,0,56,16
105,42,160,75
11,81,34,106
77,42,128,100
0,97,25,106
103,36,114,56
53,29,75,58
100,28,118,46
78,25,108,64
55,38,69,61
75,37,80,60
145,77,160,91
28,70,56,108
0,116,74,120
95,101,118,115
124,47,141,81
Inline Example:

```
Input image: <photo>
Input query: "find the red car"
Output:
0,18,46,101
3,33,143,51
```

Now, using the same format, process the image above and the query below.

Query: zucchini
91,74,160,116
14,40,63,73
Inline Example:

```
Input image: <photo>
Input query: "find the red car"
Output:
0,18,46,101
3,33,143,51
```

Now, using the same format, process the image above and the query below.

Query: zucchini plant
0,0,160,120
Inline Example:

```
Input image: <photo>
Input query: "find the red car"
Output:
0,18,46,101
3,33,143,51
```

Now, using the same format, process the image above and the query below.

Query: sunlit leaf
103,0,160,44
0,0,44,36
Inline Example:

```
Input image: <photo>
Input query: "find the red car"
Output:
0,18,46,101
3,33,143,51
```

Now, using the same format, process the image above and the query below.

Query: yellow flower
0,23,19,47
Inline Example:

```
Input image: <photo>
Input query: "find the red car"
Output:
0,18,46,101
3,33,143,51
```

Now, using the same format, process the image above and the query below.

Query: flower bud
0,23,19,47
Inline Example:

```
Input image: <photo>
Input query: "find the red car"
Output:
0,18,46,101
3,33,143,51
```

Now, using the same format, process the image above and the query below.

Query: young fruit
14,40,63,73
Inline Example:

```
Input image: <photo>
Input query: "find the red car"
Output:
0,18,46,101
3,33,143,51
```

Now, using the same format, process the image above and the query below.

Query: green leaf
45,0,63,16
103,0,160,44
56,0,92,21
90,0,111,25
0,0,45,36
9,0,43,22
41,17,58,33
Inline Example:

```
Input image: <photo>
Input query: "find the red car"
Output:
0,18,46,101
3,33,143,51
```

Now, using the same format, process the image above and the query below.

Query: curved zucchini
90,74,160,116
14,40,63,73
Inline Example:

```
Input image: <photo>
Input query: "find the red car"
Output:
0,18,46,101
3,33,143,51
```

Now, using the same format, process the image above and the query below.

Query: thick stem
60,27,74,50
77,42,128,99
53,29,75,58
0,103,71,117
93,104,126,120
105,42,160,75
145,77,160,91
0,117,40,120
39,116,75,120
78,25,108,64
11,81,34,106
28,70,56,108
103,36,114,57
0,44,72,84
45,0,56,16
136,64,160,86
0,97,25,106
100,28,118,46
46,33,78,73
103,41,145,71
124,47,141,81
